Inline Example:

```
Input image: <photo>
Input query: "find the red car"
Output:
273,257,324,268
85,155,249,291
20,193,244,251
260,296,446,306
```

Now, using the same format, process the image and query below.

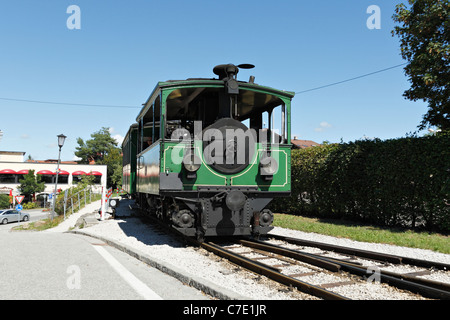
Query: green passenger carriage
122,64,295,240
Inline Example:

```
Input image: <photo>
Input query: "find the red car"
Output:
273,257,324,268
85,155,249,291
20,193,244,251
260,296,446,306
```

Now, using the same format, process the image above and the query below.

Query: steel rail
201,241,350,300
299,253,450,293
252,238,450,300
268,234,402,263
239,239,341,272
268,234,450,270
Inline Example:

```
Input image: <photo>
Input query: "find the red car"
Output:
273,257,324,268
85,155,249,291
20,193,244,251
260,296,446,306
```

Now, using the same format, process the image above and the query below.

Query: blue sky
0,0,428,161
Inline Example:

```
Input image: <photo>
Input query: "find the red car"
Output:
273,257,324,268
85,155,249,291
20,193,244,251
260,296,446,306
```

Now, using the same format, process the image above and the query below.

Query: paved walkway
45,200,103,233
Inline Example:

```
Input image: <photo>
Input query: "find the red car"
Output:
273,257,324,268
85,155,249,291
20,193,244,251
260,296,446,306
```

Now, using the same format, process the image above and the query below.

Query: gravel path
47,199,450,300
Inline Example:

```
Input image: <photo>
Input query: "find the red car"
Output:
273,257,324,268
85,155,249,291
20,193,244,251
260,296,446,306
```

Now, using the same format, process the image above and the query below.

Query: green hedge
271,133,450,233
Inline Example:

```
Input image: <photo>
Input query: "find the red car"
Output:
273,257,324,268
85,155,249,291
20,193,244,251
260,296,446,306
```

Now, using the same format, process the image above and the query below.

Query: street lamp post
52,134,66,221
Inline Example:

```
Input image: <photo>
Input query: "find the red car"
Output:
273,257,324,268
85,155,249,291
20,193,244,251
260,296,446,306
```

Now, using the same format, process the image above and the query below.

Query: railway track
245,237,450,299
267,234,450,271
200,240,349,300
196,237,450,300
265,235,450,291
138,212,450,300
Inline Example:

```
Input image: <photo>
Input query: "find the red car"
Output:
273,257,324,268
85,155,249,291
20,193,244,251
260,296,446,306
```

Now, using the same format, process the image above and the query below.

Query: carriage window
163,86,286,144
260,111,270,144
153,97,161,142
138,95,161,153
143,124,154,149
165,87,220,139
271,104,287,144
241,118,250,129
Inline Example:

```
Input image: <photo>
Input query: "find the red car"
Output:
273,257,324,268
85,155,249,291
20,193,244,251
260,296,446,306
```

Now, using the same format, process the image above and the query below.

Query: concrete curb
68,229,250,300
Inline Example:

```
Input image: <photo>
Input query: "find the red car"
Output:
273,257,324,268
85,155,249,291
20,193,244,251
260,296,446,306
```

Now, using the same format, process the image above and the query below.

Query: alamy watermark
65,5,380,31
367,5,381,30
366,266,381,284
67,5,81,30
168,121,281,169
66,265,81,289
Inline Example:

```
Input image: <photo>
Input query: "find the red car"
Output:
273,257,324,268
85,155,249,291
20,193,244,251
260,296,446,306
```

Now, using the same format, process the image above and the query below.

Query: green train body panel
161,141,291,192
122,125,138,194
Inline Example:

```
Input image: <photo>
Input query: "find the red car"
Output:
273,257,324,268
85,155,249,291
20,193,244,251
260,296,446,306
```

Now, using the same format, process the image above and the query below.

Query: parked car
0,209,30,224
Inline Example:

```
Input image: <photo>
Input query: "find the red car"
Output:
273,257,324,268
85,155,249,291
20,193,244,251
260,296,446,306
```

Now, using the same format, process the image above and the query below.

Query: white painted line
93,245,163,300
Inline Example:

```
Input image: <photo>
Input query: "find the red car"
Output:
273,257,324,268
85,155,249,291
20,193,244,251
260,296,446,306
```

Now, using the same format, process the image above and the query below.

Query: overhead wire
0,63,408,108
295,62,407,94
0,97,139,109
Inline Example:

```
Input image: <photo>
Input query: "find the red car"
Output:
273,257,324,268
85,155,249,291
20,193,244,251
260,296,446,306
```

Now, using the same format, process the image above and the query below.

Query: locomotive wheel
172,209,195,228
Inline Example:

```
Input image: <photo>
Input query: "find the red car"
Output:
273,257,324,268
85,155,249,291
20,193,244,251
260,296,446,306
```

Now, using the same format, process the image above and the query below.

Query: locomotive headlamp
109,198,118,208
183,150,201,179
183,152,201,172
260,154,278,180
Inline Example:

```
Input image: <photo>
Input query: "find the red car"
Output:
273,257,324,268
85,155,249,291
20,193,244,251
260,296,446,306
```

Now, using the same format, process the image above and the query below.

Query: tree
75,127,123,188
77,173,96,188
17,170,45,202
102,146,123,189
75,127,119,164
392,0,450,131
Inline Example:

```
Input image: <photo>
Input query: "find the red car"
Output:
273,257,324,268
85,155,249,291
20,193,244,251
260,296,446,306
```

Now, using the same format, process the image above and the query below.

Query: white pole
101,186,106,221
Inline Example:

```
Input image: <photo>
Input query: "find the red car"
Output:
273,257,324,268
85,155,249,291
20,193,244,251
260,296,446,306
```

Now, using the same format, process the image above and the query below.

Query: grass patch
12,215,65,231
273,214,450,254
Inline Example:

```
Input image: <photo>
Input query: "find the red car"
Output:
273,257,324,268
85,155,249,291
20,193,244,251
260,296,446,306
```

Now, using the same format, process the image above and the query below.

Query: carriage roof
136,78,295,123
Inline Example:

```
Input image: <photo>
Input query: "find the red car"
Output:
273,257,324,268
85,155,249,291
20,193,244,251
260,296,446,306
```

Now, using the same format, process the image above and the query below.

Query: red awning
57,170,70,175
17,170,29,174
87,171,102,176
72,171,86,176
37,170,54,175
0,169,16,174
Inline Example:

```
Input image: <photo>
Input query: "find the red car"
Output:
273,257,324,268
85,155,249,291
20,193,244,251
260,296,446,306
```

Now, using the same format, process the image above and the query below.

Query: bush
271,132,450,233
0,194,11,209
22,202,39,210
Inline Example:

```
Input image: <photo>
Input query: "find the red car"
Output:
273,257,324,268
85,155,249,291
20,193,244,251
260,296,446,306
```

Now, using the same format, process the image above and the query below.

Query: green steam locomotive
122,64,294,240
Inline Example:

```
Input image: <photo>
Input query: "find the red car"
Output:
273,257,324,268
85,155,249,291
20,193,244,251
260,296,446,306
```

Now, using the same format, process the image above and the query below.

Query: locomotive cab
124,64,294,239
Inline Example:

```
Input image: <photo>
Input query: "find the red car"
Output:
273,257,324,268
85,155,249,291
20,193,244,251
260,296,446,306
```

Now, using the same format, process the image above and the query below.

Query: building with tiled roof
291,137,321,149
